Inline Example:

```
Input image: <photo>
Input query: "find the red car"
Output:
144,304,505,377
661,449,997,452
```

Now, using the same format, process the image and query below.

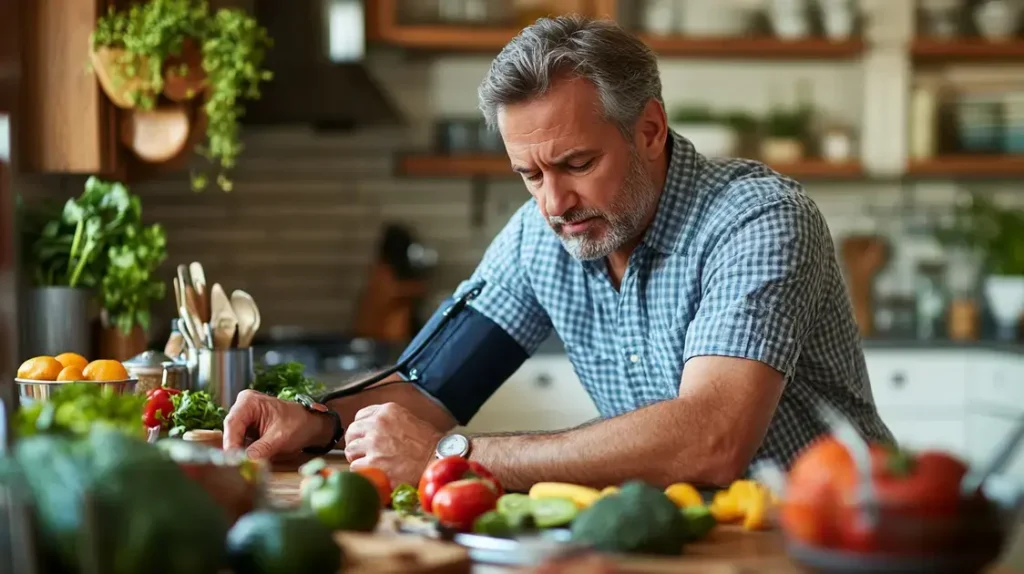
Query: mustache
548,209,603,226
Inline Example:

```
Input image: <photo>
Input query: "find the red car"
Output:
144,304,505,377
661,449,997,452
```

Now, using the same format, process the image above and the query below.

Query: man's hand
344,402,443,487
223,390,335,460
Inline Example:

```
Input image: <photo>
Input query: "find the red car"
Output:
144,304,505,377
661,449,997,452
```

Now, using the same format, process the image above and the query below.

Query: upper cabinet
365,0,864,59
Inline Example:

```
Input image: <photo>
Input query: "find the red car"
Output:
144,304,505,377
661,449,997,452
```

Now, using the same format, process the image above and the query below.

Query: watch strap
296,394,345,455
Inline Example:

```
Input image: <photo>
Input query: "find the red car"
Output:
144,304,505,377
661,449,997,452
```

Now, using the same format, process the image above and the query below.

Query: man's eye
568,160,593,171
525,172,543,182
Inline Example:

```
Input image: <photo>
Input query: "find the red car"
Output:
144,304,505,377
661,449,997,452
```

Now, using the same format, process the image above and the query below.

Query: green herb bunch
168,390,227,437
20,177,168,334
934,193,1024,276
251,362,326,401
91,0,273,192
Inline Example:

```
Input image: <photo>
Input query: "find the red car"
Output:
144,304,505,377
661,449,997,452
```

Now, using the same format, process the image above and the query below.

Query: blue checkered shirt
453,130,894,469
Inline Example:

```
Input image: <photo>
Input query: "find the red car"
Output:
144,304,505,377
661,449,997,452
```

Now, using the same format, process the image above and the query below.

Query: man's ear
635,98,668,161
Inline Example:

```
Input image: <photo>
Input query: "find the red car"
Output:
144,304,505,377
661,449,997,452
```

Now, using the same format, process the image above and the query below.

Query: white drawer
864,350,967,409
876,411,967,458
966,413,1024,484
968,352,1024,416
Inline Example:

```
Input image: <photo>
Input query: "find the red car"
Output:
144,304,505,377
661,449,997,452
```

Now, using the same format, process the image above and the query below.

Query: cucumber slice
530,497,578,529
496,493,533,518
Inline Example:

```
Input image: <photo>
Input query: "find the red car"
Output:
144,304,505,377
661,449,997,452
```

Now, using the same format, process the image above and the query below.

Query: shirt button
629,354,640,364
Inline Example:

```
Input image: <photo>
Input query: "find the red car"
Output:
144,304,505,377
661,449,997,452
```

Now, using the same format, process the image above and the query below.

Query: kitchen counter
267,456,1023,573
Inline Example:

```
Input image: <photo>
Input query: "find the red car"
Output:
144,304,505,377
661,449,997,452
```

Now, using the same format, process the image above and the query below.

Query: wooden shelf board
397,154,865,180
907,155,1024,177
640,35,865,59
375,26,865,58
911,38,1024,61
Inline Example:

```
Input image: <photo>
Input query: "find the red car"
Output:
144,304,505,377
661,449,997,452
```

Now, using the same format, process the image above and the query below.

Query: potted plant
18,178,134,358
934,193,1024,341
759,103,813,164
89,0,273,192
96,196,168,362
668,104,737,157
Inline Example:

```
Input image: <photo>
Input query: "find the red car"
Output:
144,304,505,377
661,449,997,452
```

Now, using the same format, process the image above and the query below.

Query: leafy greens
168,390,227,437
250,362,325,401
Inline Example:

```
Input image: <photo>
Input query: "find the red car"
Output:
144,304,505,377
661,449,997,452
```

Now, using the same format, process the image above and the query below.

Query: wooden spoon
189,261,209,322
230,290,261,348
209,283,238,350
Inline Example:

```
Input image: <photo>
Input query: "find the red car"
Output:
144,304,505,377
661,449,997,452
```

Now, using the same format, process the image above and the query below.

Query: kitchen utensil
209,283,238,350
179,305,203,350
961,413,1024,496
122,350,189,394
231,290,261,348
173,277,183,311
177,318,196,354
195,347,254,410
189,261,209,322
841,235,889,337
15,378,138,405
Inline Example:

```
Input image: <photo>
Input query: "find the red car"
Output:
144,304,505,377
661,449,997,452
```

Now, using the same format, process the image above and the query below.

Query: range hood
242,0,404,130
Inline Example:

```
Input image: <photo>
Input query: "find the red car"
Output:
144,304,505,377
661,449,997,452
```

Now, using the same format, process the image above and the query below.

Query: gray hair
477,15,663,139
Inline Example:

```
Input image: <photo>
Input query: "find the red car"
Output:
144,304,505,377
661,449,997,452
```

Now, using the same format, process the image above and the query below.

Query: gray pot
19,287,94,359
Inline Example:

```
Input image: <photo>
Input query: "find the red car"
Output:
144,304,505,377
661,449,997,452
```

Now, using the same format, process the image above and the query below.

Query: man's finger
246,435,277,460
344,418,372,441
344,437,366,462
223,401,257,450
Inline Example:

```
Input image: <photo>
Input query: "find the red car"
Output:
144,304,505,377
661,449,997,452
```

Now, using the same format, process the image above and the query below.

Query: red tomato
418,456,502,513
142,389,175,428
431,479,499,531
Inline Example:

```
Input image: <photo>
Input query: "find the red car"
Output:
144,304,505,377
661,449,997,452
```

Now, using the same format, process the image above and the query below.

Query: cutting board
269,465,472,574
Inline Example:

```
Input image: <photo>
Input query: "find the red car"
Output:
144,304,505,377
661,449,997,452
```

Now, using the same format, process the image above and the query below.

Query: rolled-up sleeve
452,202,553,355
683,189,830,378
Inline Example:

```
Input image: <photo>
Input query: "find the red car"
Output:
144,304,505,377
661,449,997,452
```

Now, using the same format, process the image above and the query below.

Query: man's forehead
497,77,604,139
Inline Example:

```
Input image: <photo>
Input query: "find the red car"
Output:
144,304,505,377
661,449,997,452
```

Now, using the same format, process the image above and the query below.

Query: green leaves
934,193,1024,277
167,390,227,437
20,177,168,333
251,362,326,401
90,0,273,192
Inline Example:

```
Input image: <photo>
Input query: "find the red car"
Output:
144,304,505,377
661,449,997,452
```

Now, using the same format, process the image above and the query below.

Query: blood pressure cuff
398,296,529,426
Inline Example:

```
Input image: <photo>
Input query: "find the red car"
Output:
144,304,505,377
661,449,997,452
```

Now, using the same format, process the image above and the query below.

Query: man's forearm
320,376,457,443
468,398,754,492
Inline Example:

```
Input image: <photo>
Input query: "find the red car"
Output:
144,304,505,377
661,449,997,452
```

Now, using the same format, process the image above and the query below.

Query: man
223,15,893,491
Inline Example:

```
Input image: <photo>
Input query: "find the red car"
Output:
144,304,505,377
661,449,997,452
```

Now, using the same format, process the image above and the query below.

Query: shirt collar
640,130,698,255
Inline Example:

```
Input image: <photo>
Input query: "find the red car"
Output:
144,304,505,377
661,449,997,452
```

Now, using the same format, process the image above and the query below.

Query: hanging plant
89,0,273,192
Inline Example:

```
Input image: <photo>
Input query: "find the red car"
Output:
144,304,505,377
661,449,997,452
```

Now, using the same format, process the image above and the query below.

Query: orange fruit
54,352,89,370
17,356,64,381
82,359,129,382
56,365,87,382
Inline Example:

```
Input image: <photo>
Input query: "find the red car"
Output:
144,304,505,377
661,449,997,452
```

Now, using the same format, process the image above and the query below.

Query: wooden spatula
189,261,209,322
209,283,237,349
231,290,261,348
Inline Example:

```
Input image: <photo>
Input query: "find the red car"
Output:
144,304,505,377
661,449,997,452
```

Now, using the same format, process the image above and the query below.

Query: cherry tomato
431,479,499,531
355,467,393,508
418,456,502,513
142,388,175,428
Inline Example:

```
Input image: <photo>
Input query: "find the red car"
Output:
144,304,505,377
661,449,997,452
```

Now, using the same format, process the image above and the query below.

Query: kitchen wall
14,5,1024,343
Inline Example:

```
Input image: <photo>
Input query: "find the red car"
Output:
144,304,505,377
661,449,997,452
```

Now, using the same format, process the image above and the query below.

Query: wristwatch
435,433,471,459
294,393,345,455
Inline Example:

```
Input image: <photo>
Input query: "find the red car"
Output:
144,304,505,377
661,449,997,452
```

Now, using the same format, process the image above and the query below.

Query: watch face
436,434,469,458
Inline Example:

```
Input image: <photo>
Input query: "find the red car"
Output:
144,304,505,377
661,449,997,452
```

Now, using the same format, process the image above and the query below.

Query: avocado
1,426,230,574
227,510,342,574
569,480,688,555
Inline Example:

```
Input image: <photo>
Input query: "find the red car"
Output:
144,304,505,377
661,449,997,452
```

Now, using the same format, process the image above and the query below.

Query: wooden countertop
266,456,1020,574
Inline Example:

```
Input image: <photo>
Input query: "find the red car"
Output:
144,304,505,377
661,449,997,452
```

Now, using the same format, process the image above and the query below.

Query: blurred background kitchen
2,0,1024,476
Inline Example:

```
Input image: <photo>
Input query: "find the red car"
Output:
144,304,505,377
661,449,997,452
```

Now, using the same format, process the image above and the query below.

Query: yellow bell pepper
708,479,775,530
664,483,704,508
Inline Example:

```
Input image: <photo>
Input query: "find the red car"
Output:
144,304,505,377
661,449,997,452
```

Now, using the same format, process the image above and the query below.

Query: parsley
250,362,325,401
168,390,226,437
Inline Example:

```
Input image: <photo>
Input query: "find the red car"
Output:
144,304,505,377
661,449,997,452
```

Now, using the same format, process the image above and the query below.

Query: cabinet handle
891,372,906,388
535,374,552,388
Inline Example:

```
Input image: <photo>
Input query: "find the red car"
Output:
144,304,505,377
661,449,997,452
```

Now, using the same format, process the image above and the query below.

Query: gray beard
549,147,659,261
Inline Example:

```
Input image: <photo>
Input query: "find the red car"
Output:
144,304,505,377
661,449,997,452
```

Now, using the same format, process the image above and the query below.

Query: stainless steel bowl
15,378,140,403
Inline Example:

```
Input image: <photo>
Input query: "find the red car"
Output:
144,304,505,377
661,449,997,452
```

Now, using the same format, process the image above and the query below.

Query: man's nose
543,177,577,218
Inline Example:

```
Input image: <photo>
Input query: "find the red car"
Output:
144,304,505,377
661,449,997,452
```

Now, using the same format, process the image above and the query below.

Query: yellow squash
529,482,602,509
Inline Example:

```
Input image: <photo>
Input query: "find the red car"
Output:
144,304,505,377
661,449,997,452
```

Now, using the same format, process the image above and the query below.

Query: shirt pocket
563,344,630,417
645,324,688,390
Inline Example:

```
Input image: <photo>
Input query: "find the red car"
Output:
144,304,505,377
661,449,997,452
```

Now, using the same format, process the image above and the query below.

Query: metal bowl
15,378,140,403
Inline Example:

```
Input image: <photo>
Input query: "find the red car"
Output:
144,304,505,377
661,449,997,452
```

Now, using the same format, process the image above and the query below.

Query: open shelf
911,38,1024,62
373,25,865,59
397,154,866,180
640,35,865,59
906,155,1024,177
